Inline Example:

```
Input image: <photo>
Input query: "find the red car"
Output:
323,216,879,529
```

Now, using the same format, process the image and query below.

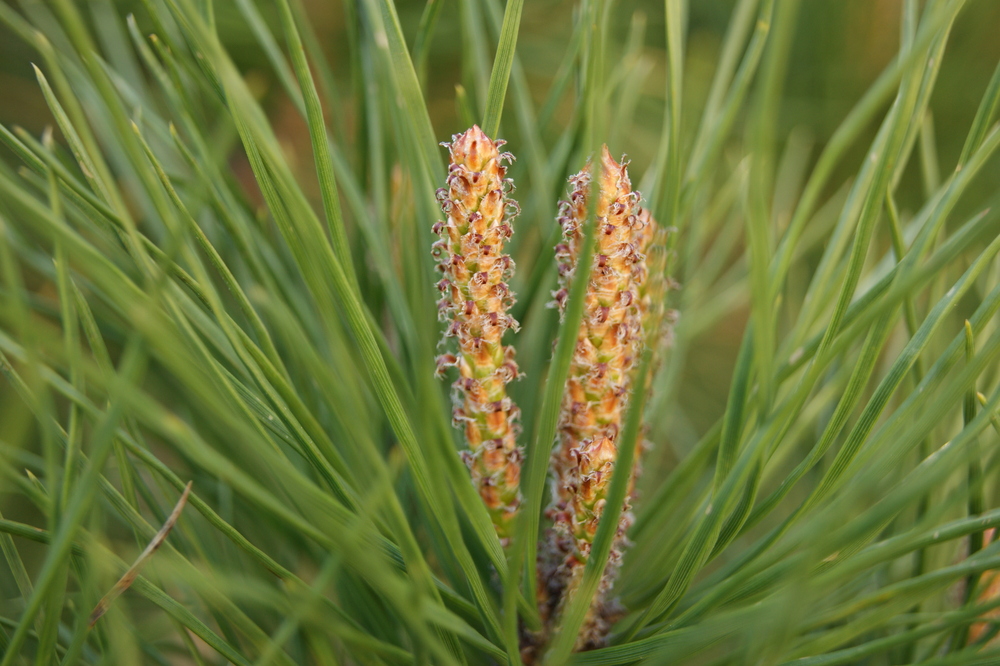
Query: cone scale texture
433,125,523,544
538,147,661,649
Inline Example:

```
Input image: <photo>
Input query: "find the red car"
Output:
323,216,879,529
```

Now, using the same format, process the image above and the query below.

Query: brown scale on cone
433,125,523,545
635,208,670,336
533,146,661,651
970,529,1000,645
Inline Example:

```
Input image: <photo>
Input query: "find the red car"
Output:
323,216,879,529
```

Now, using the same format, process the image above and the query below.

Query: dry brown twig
89,481,193,627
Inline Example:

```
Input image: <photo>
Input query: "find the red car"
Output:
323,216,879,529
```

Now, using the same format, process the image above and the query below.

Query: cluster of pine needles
1,0,1000,664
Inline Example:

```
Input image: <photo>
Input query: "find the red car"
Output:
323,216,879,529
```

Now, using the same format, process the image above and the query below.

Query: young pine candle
433,125,523,544
541,147,661,648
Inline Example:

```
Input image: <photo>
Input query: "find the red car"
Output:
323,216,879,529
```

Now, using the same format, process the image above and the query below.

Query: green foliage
0,0,999,663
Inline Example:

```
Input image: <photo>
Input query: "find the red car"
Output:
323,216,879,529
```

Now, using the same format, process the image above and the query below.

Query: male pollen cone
539,146,658,650
550,146,645,555
432,125,523,545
